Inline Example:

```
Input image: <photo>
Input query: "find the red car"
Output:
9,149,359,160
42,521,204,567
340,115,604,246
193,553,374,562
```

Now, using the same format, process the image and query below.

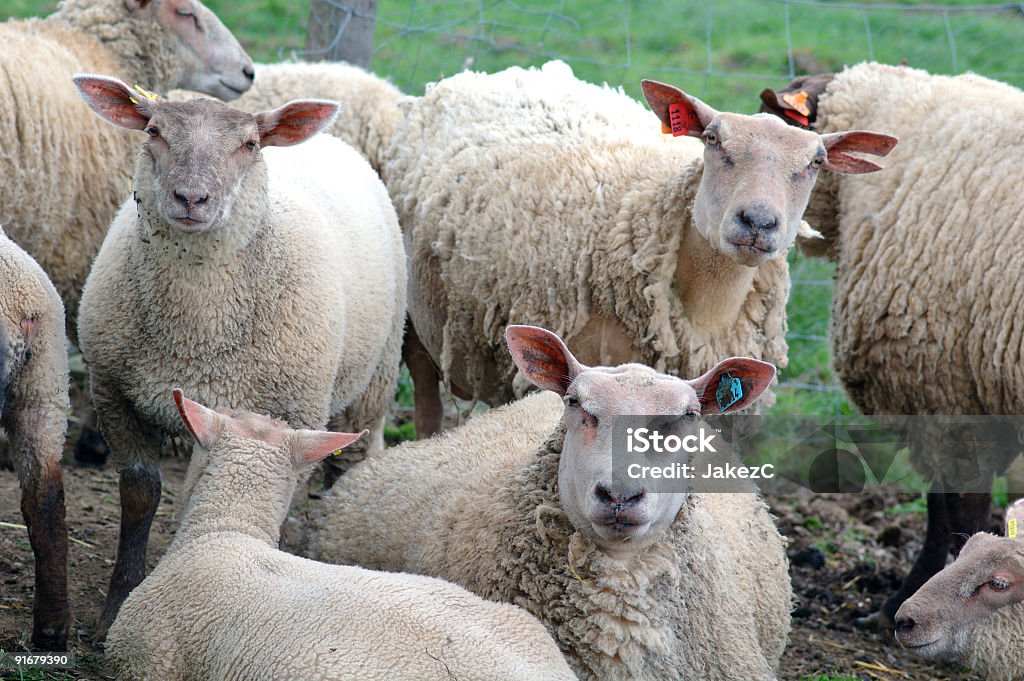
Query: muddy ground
0,411,992,681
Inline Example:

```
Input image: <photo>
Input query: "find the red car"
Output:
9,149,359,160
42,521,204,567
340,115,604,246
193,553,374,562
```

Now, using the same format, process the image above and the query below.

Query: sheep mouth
172,216,209,232
592,520,651,542
218,78,250,96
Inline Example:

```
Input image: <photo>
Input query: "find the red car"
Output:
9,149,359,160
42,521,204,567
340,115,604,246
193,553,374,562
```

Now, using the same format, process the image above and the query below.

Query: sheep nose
243,64,255,82
738,207,778,232
173,190,209,207
594,482,645,509
894,616,915,634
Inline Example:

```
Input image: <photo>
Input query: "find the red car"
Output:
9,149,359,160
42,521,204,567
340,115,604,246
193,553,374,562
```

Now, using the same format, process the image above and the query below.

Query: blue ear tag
715,372,744,411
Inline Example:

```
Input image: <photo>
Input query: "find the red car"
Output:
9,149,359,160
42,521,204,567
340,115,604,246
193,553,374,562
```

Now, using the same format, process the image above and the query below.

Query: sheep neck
50,0,183,93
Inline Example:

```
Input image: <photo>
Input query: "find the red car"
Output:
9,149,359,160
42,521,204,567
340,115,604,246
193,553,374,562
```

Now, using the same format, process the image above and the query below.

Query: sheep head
642,79,897,267
895,499,1024,661
127,0,255,99
506,324,775,559
73,74,338,234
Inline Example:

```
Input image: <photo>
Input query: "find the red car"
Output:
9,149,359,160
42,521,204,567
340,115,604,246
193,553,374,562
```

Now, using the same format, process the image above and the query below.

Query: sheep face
133,0,255,100
506,324,775,558
642,80,897,267
895,504,1024,662
73,75,339,234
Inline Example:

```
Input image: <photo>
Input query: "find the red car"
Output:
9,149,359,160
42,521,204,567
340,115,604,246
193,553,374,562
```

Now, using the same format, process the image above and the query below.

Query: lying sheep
388,60,896,437
73,75,406,633
759,61,1024,625
106,390,577,681
0,229,71,650
0,0,253,340
895,500,1024,681
312,325,791,680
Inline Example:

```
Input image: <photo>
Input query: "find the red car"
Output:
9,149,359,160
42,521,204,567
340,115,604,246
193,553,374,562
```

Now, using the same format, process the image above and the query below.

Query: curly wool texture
0,0,241,340
801,62,1024,479
964,601,1024,681
78,133,405,463
0,229,69,490
386,62,789,406
312,392,791,680
106,420,576,681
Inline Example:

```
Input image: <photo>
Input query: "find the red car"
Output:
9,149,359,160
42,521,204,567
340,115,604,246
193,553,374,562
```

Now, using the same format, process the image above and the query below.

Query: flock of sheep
2,0,1024,679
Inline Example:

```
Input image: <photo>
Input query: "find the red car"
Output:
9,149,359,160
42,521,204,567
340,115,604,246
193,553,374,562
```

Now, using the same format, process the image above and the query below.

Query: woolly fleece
386,62,790,406
313,391,791,680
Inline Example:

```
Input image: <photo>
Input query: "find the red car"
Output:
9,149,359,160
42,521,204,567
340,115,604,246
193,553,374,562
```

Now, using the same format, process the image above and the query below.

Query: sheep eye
244,140,258,151
564,396,580,408
703,131,719,146
146,127,160,138
176,8,200,28
810,156,825,170
990,578,1010,591
683,411,699,420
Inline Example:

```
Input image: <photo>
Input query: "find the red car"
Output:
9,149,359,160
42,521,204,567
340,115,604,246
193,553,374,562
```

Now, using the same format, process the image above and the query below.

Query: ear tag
783,110,809,127
782,90,811,116
715,372,744,411
667,101,699,137
1010,518,1018,539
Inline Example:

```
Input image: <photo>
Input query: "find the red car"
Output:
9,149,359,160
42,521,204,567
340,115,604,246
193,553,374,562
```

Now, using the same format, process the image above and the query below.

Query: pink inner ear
298,430,367,465
173,390,216,445
505,325,581,395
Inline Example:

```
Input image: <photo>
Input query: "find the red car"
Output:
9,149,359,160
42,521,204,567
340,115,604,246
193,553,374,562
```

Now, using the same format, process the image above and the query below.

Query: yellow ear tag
1009,517,1018,539
133,84,161,103
782,90,811,116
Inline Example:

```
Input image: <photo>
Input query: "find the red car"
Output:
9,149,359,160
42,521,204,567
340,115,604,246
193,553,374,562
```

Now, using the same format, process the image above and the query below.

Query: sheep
387,61,896,438
72,74,407,634
0,0,253,341
759,61,1024,626
0,229,71,650
312,324,792,680
895,500,1024,681
106,389,577,681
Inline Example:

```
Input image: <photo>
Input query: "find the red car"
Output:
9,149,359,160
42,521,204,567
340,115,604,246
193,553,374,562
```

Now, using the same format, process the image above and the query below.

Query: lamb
312,325,792,680
895,500,1024,681
106,390,577,681
196,61,407,178
759,61,1024,625
0,0,253,340
0,229,71,650
386,60,897,437
73,74,406,634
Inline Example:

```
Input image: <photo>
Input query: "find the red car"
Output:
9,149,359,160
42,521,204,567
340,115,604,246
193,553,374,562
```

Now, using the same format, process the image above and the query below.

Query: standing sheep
0,229,71,650
0,0,253,340
388,61,896,437
106,390,577,681
312,325,791,680
895,500,1024,681
759,61,1024,625
73,75,406,633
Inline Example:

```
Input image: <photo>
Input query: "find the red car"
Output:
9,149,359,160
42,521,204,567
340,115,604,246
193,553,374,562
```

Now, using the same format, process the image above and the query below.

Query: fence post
305,0,377,67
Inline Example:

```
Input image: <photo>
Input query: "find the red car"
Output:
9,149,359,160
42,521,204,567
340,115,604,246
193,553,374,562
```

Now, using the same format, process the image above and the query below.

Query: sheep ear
505,325,583,396
758,73,835,128
1007,499,1024,539
173,389,219,448
689,358,776,414
641,80,717,138
291,429,367,466
821,131,899,175
73,74,155,130
255,99,340,147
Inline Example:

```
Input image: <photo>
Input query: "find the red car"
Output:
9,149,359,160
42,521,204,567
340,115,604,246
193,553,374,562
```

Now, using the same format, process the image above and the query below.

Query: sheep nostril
894,617,915,634
243,64,255,81
594,483,615,506
738,209,778,232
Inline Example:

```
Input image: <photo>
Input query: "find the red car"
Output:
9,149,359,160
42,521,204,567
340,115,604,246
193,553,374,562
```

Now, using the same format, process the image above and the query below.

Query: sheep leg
19,458,70,651
947,490,993,554
403,321,444,439
878,485,952,625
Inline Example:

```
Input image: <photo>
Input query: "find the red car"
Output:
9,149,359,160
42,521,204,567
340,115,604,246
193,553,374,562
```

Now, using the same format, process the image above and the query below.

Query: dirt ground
0,427,991,681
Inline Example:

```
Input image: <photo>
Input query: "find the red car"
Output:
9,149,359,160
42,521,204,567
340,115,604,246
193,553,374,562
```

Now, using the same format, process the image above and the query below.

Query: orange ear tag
667,101,700,137
782,90,811,116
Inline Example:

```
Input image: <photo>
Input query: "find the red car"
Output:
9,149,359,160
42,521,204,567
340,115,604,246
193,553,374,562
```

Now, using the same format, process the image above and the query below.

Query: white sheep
0,229,71,650
312,325,792,680
0,0,253,340
105,390,577,681
895,500,1024,681
386,60,896,437
759,61,1024,626
73,74,406,634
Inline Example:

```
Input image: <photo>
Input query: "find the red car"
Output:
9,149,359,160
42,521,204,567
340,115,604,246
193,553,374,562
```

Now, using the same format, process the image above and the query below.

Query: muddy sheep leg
403,321,444,440
20,458,70,650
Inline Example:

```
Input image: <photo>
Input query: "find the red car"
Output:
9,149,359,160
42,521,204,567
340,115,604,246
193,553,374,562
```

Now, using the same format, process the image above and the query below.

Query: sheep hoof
855,609,893,631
